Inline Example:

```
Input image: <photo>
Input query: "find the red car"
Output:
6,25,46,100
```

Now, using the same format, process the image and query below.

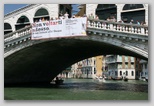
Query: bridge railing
4,25,32,43
4,18,148,43
87,19,148,35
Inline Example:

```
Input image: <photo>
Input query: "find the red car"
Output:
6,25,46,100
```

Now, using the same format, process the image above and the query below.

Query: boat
123,78,128,81
111,77,122,81
93,76,106,82
55,79,64,85
50,77,64,85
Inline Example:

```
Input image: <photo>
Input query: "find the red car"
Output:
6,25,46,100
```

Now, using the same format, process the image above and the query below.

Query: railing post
141,27,145,34
145,28,148,35
110,24,113,30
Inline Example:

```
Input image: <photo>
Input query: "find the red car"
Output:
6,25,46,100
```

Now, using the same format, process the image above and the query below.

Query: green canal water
4,79,148,100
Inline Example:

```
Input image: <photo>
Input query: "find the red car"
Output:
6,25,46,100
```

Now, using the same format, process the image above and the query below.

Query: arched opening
121,4,145,24
15,16,30,30
4,38,147,84
34,8,50,22
95,4,117,20
59,4,72,18
4,23,12,35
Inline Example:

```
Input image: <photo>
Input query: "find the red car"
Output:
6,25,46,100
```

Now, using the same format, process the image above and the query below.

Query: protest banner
31,17,87,40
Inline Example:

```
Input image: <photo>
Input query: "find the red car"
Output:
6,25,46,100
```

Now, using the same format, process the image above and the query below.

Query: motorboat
93,76,106,82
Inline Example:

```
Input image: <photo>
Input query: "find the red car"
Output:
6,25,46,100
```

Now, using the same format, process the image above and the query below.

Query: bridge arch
4,36,148,85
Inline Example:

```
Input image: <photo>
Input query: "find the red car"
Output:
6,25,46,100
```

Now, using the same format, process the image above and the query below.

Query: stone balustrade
87,19,148,35
4,25,32,42
4,19,148,43
4,19,148,59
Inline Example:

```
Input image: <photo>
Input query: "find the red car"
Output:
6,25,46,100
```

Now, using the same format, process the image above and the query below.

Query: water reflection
59,79,148,93
4,79,148,100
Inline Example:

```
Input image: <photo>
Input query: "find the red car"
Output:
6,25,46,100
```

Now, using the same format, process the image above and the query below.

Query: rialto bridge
4,4,148,85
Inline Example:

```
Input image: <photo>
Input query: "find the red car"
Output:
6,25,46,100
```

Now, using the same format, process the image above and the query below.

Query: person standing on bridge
59,13,64,20
137,21,140,25
88,13,94,20
64,12,69,19
107,17,110,21
95,15,99,20
111,16,116,22
130,19,134,24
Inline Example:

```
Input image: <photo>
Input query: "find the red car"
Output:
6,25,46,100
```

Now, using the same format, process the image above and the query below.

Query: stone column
145,4,148,25
116,4,125,22
86,4,98,17
117,4,122,22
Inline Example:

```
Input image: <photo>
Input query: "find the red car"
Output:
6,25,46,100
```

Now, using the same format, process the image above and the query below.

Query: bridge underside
4,38,147,86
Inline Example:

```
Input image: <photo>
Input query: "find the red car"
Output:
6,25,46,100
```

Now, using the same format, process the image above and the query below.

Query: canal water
4,79,148,100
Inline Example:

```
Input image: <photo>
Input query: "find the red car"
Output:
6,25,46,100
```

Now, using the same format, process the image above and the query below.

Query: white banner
31,17,87,40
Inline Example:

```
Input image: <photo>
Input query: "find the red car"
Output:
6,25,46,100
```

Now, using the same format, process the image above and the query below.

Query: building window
115,71,117,76
120,71,122,76
141,72,143,76
136,71,138,76
126,71,128,76
131,71,134,76
125,56,128,62
131,57,134,62
145,63,147,69
118,55,122,61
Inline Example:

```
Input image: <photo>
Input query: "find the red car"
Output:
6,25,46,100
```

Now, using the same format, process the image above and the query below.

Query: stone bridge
4,19,148,85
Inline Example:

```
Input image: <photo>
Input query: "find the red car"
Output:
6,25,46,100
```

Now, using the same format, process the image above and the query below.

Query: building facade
135,58,143,79
80,56,103,78
71,61,82,78
81,57,96,78
106,55,136,79
139,60,148,79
